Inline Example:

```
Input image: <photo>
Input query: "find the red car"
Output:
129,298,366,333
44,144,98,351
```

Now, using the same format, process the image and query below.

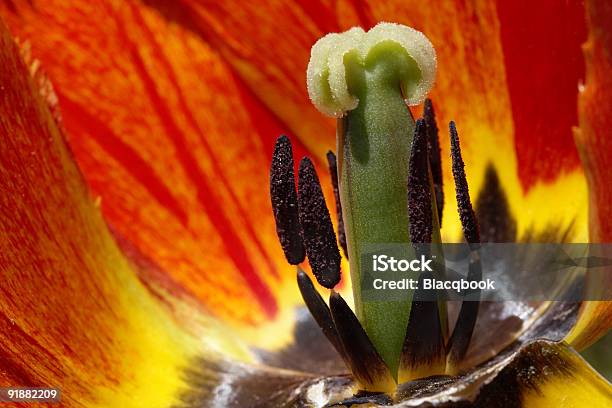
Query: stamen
401,119,445,381
270,135,305,264
447,122,481,369
449,122,479,245
298,157,341,288
329,292,395,392
400,287,446,381
446,252,482,368
423,99,444,225
407,119,432,244
476,163,517,242
326,151,348,258
296,269,344,356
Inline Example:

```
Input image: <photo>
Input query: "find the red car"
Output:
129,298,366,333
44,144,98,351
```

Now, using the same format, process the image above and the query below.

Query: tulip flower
0,1,610,407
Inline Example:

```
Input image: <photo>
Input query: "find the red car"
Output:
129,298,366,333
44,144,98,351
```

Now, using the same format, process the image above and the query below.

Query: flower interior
268,23,495,395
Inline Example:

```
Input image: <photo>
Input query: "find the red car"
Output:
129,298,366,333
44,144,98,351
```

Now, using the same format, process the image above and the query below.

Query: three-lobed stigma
306,22,437,117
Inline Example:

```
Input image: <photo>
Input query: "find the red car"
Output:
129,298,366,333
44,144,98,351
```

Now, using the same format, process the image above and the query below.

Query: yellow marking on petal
92,295,199,408
79,246,255,408
56,209,249,408
234,258,353,353
521,349,612,408
514,170,588,241
441,161,588,243
399,360,446,384
233,277,303,351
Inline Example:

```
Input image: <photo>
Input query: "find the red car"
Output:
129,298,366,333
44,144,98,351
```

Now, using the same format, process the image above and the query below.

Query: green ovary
338,41,422,377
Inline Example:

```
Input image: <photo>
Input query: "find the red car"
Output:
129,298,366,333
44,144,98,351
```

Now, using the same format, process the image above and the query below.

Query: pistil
306,22,438,377
269,22,486,394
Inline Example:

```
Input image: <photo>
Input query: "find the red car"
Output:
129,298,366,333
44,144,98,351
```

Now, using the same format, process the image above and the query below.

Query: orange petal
576,0,612,243
566,0,612,351
0,20,213,406
0,1,326,328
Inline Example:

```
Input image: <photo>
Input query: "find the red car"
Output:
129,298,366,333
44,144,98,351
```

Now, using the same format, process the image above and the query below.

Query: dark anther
326,151,348,258
296,270,345,356
270,135,305,264
449,122,480,245
298,157,341,288
408,118,433,244
424,99,444,225
476,163,517,242
329,292,393,389
447,122,482,365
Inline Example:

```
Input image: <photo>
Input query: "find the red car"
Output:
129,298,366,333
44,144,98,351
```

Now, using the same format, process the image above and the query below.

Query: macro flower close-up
0,1,611,407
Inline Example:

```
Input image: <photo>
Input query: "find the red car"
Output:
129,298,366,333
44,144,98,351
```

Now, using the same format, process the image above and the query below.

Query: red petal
497,0,586,190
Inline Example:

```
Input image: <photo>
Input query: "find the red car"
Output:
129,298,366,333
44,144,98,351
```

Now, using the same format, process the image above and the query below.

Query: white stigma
306,22,437,118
